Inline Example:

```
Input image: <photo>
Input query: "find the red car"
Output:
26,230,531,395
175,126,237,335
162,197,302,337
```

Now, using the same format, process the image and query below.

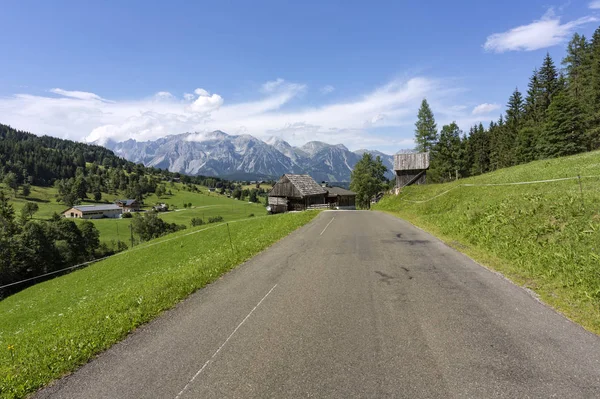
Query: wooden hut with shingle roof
268,174,328,213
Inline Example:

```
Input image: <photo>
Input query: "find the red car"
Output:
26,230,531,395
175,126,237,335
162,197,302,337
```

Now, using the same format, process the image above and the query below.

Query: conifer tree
414,99,438,153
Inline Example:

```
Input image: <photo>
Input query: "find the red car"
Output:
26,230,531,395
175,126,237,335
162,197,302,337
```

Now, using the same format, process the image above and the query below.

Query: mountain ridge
98,131,395,182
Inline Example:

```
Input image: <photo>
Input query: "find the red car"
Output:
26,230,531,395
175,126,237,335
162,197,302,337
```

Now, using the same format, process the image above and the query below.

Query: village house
394,152,430,194
268,174,327,213
62,204,122,219
115,199,140,213
325,186,357,210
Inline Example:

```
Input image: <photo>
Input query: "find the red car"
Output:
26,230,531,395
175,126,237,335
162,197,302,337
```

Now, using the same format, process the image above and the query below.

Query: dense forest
0,123,248,208
415,29,600,182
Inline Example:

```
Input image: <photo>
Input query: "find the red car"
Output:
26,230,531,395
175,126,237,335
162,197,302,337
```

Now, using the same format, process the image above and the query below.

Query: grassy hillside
0,211,317,399
2,183,267,245
374,150,600,334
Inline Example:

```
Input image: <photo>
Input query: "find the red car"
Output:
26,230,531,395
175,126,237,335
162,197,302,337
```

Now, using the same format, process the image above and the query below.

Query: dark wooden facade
268,174,327,213
394,152,430,190
325,186,356,209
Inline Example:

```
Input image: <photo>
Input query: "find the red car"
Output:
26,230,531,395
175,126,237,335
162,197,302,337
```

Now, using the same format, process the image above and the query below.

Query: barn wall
269,182,301,198
395,169,427,187
393,152,430,171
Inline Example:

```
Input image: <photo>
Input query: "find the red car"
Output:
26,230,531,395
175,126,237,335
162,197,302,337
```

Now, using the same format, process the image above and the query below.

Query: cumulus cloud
0,76,492,151
194,88,210,96
484,10,597,53
590,1,600,9
472,103,501,115
320,85,335,94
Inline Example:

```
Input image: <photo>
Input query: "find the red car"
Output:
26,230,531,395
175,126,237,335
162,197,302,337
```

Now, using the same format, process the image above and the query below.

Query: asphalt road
37,211,600,398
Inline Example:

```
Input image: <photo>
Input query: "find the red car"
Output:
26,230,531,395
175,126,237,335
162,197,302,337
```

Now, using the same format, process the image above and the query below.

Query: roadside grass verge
374,151,600,335
0,211,317,399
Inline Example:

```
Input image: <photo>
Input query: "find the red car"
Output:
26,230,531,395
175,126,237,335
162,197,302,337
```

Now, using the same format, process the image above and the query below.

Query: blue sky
1,0,599,154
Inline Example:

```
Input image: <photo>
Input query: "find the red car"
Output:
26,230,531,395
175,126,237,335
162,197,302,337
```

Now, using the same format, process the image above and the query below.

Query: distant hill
100,131,396,182
0,124,223,187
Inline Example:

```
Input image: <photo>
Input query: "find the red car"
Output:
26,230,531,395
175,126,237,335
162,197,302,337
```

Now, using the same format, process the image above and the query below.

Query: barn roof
69,204,122,213
284,174,327,196
326,186,356,197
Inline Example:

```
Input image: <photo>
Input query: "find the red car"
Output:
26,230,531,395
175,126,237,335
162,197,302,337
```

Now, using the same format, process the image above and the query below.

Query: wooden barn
394,152,430,192
325,186,356,210
268,174,327,213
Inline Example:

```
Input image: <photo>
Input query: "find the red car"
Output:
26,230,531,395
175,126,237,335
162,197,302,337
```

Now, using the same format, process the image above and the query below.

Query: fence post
578,175,585,209
226,223,235,256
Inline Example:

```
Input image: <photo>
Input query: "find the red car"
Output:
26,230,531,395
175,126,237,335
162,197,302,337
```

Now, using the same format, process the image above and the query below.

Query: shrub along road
36,211,600,398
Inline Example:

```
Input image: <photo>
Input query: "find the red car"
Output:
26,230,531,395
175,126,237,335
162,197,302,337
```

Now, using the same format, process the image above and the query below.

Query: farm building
394,152,430,193
268,174,327,213
325,186,356,210
115,199,140,212
62,204,122,219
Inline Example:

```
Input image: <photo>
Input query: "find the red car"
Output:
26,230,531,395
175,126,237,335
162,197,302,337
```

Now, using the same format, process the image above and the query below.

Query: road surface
37,211,600,398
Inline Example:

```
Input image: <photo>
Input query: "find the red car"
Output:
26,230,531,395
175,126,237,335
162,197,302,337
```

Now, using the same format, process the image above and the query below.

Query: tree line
0,123,227,191
415,28,600,182
0,191,104,298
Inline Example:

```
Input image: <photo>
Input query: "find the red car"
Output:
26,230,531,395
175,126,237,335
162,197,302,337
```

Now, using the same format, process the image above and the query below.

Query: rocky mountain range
98,131,394,182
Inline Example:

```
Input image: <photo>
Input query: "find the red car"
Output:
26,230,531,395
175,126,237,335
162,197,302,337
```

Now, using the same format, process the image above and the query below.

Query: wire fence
396,174,600,204
0,214,272,291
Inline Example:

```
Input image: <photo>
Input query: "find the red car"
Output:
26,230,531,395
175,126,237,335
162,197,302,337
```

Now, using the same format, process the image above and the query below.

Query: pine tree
586,27,600,149
539,86,586,158
469,123,490,176
429,122,462,181
524,69,543,124
414,99,438,152
538,53,559,115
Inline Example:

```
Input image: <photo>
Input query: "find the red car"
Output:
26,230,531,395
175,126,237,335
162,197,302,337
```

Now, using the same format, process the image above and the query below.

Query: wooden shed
394,152,430,191
325,186,356,210
268,174,327,213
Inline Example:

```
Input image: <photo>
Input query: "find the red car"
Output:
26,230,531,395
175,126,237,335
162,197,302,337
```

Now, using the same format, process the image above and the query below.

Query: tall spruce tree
414,99,438,152
586,27,600,149
538,53,560,116
469,123,490,176
539,83,586,158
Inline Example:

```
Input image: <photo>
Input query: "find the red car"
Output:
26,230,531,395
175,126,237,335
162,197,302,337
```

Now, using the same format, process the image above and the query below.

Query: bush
208,216,224,224
121,212,132,218
191,217,205,227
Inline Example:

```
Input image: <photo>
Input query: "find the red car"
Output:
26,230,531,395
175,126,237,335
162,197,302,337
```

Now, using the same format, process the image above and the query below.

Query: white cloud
320,85,335,94
50,88,108,102
0,77,489,151
154,91,174,99
261,78,285,93
194,88,210,96
472,103,501,115
483,10,597,53
590,1,600,9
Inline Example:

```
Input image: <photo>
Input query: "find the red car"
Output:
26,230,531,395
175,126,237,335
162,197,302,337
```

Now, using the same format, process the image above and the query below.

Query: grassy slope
0,211,317,399
2,183,267,244
374,150,600,335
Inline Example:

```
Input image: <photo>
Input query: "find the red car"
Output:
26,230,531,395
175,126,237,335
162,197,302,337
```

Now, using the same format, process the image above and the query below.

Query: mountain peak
99,130,395,182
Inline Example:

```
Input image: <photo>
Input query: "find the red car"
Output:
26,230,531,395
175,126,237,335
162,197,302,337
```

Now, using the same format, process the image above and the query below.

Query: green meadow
0,211,317,399
374,150,600,335
2,183,267,245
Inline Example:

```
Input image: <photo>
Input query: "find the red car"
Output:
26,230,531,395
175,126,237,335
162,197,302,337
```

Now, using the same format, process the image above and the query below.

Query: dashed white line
174,284,278,399
320,217,335,236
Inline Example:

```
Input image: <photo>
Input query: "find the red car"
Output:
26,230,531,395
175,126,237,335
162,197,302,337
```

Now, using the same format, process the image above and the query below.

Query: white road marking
320,217,335,236
174,284,278,399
